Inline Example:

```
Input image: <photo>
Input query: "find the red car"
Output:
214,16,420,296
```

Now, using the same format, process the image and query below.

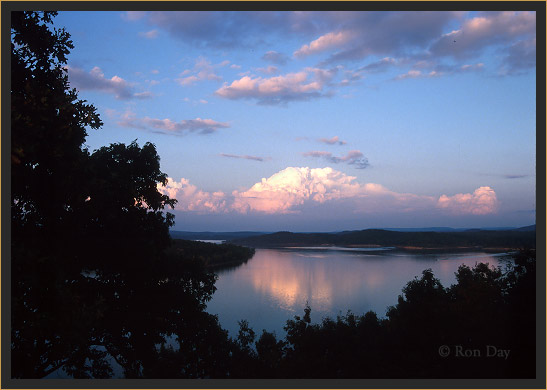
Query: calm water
206,248,510,338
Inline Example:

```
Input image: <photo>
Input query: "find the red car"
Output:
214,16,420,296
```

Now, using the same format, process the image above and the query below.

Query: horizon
54,10,536,231
169,223,536,234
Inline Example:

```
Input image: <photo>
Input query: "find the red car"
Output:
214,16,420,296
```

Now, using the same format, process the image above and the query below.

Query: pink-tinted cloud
430,11,535,59
294,30,354,58
215,67,336,104
158,167,499,217
437,186,499,215
158,178,227,213
318,136,347,145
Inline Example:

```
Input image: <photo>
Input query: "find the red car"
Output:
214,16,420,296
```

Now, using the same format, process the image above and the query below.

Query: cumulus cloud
262,50,289,65
303,150,369,169
176,57,222,86
158,177,227,213
437,186,499,215
294,30,354,58
220,153,269,162
158,167,499,217
318,136,347,145
67,66,150,100
117,110,229,135
215,67,336,105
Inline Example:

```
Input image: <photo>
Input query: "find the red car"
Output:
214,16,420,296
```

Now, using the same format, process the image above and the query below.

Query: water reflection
206,248,506,337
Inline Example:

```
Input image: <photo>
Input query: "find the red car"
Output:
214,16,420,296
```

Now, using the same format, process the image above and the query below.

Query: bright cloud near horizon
56,9,536,231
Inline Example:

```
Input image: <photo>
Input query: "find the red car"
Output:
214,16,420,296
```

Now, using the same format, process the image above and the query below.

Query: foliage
230,229,536,250
230,251,535,379
10,11,232,379
167,239,255,269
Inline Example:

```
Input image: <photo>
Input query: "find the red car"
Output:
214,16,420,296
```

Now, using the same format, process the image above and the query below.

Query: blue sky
54,10,536,231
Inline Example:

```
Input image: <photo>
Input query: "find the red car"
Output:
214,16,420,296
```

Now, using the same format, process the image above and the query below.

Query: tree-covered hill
229,228,536,251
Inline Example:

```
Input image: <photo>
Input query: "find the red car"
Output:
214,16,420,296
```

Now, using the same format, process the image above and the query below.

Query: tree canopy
10,11,232,378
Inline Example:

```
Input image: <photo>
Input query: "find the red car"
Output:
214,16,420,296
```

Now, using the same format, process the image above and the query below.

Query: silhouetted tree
10,11,233,379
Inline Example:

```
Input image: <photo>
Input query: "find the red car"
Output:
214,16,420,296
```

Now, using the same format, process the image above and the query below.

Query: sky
53,9,537,232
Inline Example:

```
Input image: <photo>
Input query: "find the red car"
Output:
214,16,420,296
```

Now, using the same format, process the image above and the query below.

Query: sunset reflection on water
206,248,505,337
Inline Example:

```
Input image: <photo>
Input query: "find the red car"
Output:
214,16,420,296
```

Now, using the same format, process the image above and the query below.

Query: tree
11,11,230,378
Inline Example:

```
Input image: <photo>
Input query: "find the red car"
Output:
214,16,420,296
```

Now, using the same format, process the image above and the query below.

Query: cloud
230,64,242,69
127,12,534,78
158,177,227,213
320,11,464,64
294,30,354,58
437,186,499,215
256,65,278,75
220,153,269,162
503,174,530,179
500,37,536,75
303,150,369,169
139,29,159,39
158,167,499,217
133,91,153,99
359,57,397,73
122,11,146,21
262,51,289,65
318,136,347,145
176,57,222,86
117,111,229,135
430,11,535,59
215,67,336,105
67,66,150,100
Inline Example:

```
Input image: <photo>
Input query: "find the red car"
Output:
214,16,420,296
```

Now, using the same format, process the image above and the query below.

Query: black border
2,1,545,389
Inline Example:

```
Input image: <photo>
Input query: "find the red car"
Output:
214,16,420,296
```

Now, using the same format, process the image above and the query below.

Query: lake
206,247,511,338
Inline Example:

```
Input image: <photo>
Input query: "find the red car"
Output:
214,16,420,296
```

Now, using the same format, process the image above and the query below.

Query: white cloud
294,30,353,58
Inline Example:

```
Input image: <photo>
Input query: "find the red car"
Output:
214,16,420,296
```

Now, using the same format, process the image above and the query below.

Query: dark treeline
9,11,536,380
229,229,536,250
223,250,536,379
167,239,255,269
